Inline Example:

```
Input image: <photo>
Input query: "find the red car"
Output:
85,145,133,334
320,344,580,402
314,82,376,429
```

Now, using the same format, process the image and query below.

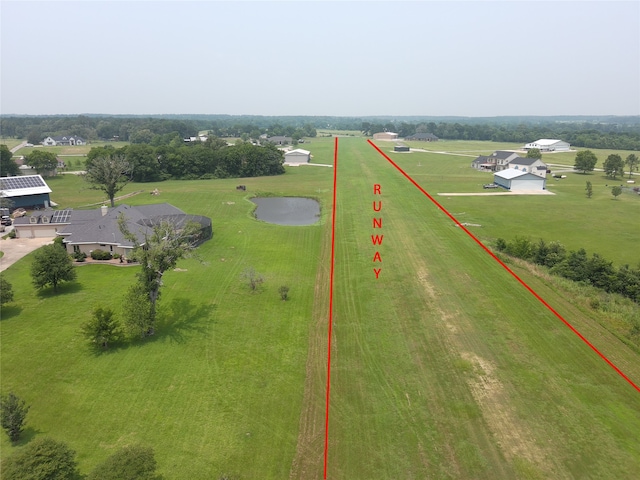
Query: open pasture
13,141,130,157
1,137,639,479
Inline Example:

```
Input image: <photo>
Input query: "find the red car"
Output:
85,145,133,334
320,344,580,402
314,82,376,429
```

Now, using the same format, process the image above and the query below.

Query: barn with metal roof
0,175,52,209
494,168,546,191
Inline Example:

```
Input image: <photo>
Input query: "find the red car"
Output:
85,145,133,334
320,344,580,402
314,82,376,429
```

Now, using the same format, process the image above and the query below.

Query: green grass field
13,141,130,157
1,138,639,478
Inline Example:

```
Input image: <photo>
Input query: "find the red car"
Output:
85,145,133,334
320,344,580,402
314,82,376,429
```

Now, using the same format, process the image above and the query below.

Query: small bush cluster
73,251,87,262
90,249,112,260
495,237,640,303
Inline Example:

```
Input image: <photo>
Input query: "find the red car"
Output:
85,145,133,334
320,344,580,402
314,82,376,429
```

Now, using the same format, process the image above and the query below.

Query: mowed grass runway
316,138,640,479
1,137,639,479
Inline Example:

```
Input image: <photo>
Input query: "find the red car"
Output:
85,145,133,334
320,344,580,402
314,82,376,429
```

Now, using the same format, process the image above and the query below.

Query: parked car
1,216,12,226
483,183,499,189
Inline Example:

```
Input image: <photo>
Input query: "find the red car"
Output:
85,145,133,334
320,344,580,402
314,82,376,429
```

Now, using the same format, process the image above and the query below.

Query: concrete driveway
0,235,53,272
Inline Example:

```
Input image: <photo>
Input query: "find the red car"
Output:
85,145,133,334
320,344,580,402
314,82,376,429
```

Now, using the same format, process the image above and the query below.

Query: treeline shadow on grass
156,297,216,344
83,297,216,356
35,281,83,298
0,304,23,320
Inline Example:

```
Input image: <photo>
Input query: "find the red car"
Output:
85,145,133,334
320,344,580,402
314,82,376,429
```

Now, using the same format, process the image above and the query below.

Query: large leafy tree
83,154,131,207
119,215,201,336
1,437,80,480
86,445,159,480
1,144,20,176
626,153,639,179
24,150,58,176
603,154,625,179
526,148,542,159
574,150,598,174
0,392,29,442
30,244,77,292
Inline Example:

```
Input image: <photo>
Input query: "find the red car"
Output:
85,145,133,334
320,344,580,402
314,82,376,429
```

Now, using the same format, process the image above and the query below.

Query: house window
73,245,80,253
109,245,113,252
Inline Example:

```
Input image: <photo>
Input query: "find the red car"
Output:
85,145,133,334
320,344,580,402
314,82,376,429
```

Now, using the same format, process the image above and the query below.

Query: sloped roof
508,156,541,166
57,203,187,247
490,150,518,160
494,168,542,180
472,155,490,164
406,133,438,140
285,149,311,156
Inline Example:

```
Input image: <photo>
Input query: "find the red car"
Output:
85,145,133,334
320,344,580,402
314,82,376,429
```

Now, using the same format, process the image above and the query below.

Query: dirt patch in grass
459,351,554,476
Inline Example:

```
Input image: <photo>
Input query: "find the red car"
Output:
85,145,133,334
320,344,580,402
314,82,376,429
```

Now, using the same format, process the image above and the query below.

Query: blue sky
1,1,639,116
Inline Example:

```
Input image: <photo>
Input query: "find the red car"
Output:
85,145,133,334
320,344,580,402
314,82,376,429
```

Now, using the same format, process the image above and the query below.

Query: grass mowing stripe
368,139,640,394
324,137,339,479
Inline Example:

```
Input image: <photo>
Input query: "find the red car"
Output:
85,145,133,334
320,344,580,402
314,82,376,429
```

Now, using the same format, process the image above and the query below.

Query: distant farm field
13,141,130,157
1,138,639,478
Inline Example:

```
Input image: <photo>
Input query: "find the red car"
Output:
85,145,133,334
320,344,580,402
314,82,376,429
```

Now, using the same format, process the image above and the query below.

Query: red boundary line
367,139,640,394
324,137,339,479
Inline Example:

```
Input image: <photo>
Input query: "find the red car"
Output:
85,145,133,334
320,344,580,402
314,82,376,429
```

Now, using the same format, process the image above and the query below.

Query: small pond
251,197,320,226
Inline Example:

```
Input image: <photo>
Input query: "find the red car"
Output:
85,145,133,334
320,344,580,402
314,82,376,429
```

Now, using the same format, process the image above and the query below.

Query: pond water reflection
250,197,320,226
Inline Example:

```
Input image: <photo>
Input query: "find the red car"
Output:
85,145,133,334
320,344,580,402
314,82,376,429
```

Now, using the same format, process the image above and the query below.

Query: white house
284,149,311,164
494,168,546,191
42,135,86,146
507,157,548,178
524,139,570,152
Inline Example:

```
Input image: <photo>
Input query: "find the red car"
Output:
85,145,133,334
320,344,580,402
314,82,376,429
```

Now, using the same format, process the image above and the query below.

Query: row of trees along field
2,115,638,150
574,150,639,178
361,121,640,150
0,115,317,144
87,139,285,183
495,237,640,304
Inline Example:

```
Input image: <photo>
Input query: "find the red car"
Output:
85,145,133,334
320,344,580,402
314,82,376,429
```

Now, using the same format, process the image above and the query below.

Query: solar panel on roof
51,209,71,223
0,176,46,190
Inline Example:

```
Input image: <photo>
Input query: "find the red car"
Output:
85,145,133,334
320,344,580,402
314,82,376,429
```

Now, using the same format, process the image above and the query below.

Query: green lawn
1,137,639,479
0,137,24,150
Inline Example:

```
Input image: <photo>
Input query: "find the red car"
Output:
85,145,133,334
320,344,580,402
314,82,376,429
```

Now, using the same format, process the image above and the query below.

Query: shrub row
495,237,640,303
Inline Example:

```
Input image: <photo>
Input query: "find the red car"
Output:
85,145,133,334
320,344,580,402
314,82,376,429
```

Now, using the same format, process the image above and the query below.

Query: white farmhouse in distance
524,139,570,152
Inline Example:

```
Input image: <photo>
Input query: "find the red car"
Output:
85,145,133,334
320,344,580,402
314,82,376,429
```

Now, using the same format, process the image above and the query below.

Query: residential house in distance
524,139,570,152
13,204,212,257
265,136,293,145
471,151,520,172
405,133,439,142
373,132,398,140
42,135,86,146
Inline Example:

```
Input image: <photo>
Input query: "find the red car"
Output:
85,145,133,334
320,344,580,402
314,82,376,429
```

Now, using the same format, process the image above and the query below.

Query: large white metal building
494,168,546,191
523,139,570,152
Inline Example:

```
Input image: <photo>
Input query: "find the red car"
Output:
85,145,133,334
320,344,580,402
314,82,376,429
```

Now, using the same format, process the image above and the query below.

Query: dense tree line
0,115,317,144
2,115,638,149
495,237,640,303
87,139,285,182
361,120,640,150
